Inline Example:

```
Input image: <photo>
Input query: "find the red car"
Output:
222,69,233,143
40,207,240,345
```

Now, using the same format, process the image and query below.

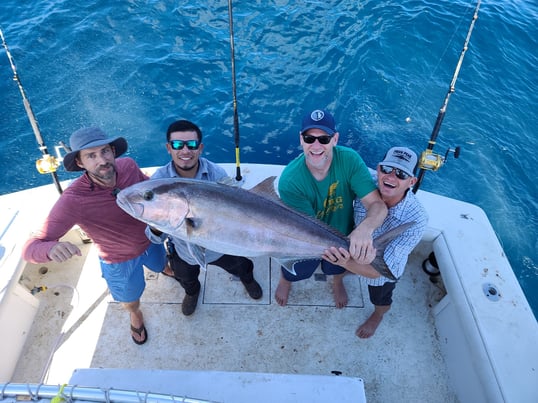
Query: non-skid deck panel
91,249,455,403
142,257,365,308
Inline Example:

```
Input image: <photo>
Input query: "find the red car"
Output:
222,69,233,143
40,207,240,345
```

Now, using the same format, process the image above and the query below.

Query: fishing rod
227,0,242,182
412,0,480,193
0,28,63,194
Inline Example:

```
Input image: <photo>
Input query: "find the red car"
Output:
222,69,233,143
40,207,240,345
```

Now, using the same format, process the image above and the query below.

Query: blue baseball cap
300,109,336,135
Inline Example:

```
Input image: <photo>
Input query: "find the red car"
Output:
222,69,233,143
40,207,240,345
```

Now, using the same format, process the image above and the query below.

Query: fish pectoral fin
187,243,207,270
183,218,207,269
185,217,202,231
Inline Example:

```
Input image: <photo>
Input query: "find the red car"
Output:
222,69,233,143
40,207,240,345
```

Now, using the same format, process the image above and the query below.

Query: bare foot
356,305,390,338
275,277,292,306
356,313,382,338
332,274,348,308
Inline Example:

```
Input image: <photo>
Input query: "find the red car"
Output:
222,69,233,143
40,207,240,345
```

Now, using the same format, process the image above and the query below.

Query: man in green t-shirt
276,109,387,307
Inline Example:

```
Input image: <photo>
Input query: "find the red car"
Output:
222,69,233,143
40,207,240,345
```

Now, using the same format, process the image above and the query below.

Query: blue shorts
100,242,166,303
281,259,345,282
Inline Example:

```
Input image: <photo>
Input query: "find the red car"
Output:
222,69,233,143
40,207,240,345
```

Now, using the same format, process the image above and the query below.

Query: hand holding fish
323,246,378,278
323,247,352,267
347,225,375,260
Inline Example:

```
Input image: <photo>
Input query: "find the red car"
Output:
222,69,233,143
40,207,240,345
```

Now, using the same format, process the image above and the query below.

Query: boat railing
0,382,219,403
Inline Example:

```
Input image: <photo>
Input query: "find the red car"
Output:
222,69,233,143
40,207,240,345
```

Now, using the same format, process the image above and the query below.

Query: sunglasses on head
169,139,200,150
301,133,333,145
379,165,411,180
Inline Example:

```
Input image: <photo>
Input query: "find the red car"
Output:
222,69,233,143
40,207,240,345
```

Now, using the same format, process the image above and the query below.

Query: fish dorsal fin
249,176,279,200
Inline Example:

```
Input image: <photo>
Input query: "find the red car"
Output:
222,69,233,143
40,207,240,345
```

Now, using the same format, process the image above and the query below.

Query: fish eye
143,190,154,201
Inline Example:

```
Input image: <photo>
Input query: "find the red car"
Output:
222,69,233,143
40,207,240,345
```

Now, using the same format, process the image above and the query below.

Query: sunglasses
169,139,200,150
379,165,411,180
301,134,333,145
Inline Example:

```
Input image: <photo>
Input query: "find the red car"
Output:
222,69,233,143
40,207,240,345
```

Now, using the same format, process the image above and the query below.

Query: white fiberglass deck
11,229,453,402
4,163,537,402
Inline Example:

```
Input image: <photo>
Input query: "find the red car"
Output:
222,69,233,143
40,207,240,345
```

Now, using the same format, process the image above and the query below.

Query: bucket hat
63,127,128,171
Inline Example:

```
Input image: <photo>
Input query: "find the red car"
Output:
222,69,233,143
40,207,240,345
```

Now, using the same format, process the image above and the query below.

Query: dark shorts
368,282,396,306
281,259,345,282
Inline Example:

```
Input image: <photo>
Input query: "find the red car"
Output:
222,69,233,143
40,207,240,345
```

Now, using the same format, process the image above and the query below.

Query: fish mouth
116,197,144,218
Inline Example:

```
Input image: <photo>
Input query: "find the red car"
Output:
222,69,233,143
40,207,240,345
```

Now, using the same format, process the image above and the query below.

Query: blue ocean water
1,1,536,317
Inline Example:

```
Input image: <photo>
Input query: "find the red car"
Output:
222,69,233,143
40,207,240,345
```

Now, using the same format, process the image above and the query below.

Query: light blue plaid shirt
354,189,428,286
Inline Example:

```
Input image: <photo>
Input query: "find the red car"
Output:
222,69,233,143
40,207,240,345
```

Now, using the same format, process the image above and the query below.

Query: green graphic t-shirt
278,146,376,235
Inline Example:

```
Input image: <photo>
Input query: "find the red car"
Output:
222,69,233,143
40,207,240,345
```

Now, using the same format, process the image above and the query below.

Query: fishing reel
418,146,461,171
35,143,70,174
36,154,60,174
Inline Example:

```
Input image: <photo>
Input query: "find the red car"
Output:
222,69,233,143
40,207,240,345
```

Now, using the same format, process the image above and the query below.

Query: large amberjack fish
116,176,410,280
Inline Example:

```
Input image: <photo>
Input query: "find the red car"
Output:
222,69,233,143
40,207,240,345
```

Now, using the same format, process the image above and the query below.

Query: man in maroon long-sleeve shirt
23,127,167,345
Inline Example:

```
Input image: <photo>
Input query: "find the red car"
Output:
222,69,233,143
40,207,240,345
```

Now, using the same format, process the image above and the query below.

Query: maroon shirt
23,158,150,264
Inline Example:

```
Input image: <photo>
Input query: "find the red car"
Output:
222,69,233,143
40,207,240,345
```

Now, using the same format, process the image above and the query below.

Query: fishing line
227,0,242,182
404,1,477,124
413,0,480,193
0,28,63,194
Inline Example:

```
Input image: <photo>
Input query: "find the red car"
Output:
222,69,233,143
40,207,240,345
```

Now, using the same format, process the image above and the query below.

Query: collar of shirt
163,158,210,179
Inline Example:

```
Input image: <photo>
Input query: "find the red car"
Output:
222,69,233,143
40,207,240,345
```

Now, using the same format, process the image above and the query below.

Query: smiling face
376,165,417,207
166,130,204,178
300,128,338,173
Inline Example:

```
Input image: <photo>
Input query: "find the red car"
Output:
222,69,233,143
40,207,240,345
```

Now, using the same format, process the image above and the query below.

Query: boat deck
3,163,537,402
11,227,456,402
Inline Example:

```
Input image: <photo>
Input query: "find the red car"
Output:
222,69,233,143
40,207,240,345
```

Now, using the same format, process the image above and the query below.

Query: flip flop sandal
130,324,148,345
